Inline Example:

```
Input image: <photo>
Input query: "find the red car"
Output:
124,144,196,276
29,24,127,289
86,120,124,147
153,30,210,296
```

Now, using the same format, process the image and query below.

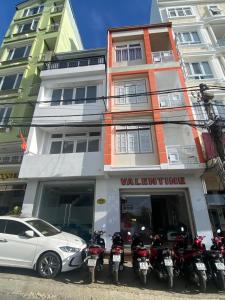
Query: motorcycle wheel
89,268,95,283
113,270,119,284
217,271,225,291
199,272,207,293
140,272,147,285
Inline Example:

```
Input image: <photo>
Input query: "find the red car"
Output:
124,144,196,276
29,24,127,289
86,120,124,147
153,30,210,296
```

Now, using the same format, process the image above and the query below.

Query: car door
0,219,38,268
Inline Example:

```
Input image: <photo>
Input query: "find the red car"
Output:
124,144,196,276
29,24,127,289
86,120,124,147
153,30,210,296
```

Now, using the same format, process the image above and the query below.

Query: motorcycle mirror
217,228,222,234
141,226,146,231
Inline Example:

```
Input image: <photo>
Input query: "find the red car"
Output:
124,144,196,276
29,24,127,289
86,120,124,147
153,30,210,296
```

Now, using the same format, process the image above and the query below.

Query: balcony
166,145,199,165
158,92,185,108
51,5,64,13
46,23,60,33
0,152,23,165
43,56,105,70
152,51,174,64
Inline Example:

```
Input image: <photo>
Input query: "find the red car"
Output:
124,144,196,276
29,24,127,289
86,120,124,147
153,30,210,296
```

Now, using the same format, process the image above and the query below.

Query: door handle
0,239,7,243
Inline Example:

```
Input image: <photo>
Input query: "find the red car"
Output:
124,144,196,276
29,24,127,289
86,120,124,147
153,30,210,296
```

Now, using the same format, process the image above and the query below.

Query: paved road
0,262,225,300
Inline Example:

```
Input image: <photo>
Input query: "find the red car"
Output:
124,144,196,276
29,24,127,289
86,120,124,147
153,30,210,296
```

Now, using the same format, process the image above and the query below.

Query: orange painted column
177,69,205,163
104,114,112,165
143,28,152,64
148,71,168,164
168,27,179,61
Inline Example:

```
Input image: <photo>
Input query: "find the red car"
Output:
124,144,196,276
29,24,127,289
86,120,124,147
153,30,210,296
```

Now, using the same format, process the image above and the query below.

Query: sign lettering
120,177,186,186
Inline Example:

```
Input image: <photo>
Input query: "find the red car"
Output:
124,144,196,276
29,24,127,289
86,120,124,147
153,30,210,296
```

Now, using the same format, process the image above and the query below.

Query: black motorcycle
109,232,125,284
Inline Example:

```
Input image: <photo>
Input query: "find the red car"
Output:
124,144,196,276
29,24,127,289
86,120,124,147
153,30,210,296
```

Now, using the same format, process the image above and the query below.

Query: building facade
150,0,225,234
19,49,106,242
0,0,82,215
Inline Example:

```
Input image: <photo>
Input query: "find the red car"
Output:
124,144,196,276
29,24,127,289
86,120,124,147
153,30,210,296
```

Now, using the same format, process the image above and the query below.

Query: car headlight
60,246,80,253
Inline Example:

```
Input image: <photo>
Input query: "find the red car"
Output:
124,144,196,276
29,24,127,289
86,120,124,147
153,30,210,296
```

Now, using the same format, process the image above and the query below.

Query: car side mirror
24,230,35,238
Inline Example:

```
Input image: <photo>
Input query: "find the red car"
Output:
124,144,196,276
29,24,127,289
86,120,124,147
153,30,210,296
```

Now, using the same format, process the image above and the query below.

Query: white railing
152,51,174,63
166,145,199,164
0,153,23,165
51,5,64,13
158,92,185,108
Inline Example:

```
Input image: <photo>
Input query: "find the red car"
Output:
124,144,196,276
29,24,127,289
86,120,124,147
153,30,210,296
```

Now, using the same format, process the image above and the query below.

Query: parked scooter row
84,228,225,292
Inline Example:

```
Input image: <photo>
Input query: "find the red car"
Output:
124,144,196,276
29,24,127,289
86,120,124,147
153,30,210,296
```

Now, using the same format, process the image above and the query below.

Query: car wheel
37,251,61,279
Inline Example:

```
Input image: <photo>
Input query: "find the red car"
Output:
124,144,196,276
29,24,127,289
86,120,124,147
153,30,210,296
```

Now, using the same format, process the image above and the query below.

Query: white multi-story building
151,0,225,234
19,49,106,242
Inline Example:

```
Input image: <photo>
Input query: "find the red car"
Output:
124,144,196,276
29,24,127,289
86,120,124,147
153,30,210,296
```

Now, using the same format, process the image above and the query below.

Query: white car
0,216,87,278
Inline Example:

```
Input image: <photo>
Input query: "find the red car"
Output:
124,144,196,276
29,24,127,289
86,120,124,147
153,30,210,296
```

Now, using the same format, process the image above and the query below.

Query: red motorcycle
150,234,174,289
131,228,151,285
109,232,124,284
174,232,207,292
85,231,105,283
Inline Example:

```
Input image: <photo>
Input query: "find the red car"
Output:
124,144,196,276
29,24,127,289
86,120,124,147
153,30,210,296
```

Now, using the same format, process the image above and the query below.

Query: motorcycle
205,229,225,290
131,227,151,285
150,234,174,289
85,230,105,283
109,232,125,284
174,229,207,292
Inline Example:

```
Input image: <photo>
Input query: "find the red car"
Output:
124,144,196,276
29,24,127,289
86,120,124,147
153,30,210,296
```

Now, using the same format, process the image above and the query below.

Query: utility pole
199,83,225,187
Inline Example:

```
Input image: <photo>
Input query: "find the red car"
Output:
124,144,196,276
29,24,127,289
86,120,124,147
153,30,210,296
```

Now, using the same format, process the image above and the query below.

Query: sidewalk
0,262,225,300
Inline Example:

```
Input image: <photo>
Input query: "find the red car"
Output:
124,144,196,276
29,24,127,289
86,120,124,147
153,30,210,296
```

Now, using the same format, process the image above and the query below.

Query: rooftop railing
152,51,174,63
43,56,105,70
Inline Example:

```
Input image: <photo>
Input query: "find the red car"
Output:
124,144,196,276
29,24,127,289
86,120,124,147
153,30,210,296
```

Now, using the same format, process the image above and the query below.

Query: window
192,102,207,124
115,44,142,62
115,80,147,105
17,19,39,34
208,5,221,16
168,7,193,18
23,5,44,17
49,132,101,154
0,74,23,90
176,32,201,44
116,125,153,153
7,45,31,60
5,220,30,235
0,107,12,126
184,61,213,79
0,220,6,233
214,100,225,119
51,86,97,106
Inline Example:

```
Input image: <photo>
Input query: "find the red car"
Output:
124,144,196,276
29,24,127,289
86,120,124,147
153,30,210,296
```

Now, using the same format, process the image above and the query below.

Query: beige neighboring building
151,0,225,234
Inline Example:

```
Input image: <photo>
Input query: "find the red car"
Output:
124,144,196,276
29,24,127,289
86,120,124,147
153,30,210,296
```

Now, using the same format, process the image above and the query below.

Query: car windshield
26,219,60,237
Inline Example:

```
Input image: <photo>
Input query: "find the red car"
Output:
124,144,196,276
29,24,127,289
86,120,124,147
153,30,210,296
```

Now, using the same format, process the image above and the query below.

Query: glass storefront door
38,182,94,241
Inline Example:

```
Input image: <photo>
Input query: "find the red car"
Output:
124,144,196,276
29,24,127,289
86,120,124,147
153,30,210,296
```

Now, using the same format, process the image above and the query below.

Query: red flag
19,129,27,152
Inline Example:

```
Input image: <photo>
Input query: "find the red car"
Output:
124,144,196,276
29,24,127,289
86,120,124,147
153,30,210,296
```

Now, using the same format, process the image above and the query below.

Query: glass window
26,219,60,237
13,47,26,59
62,88,73,105
51,89,62,106
88,139,99,152
86,86,97,103
62,141,74,153
0,220,6,233
50,141,62,154
14,74,23,89
76,140,87,152
75,87,85,104
115,80,147,105
0,107,12,125
185,61,213,79
168,7,193,18
115,44,142,62
1,75,17,90
5,220,30,235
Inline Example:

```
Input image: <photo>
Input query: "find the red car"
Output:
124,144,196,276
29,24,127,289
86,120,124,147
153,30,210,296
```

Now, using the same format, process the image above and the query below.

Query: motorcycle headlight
60,246,80,253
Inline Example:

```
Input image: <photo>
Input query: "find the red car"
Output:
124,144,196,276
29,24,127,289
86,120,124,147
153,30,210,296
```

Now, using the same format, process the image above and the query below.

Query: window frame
0,73,23,91
49,132,101,154
176,31,201,45
17,19,39,34
4,220,31,236
115,43,142,63
167,6,194,18
184,61,214,80
0,107,12,126
7,45,32,61
115,125,153,154
114,79,148,105
23,5,44,17
50,85,98,106
208,5,222,16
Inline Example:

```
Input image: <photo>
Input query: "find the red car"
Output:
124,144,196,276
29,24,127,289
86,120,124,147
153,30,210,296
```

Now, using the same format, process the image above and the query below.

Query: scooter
131,227,151,285
205,229,225,290
85,230,105,283
174,231,207,292
150,234,174,289
109,232,124,284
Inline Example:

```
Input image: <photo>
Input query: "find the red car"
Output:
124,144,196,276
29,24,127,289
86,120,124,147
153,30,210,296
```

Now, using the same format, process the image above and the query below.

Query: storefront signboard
97,198,106,205
121,177,185,186
0,172,18,180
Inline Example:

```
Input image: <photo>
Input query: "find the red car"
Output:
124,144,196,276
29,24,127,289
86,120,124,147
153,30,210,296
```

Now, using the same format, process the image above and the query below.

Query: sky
0,0,152,49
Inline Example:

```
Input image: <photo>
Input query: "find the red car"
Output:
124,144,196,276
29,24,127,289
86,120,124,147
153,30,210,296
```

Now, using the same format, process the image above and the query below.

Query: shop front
94,174,213,249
